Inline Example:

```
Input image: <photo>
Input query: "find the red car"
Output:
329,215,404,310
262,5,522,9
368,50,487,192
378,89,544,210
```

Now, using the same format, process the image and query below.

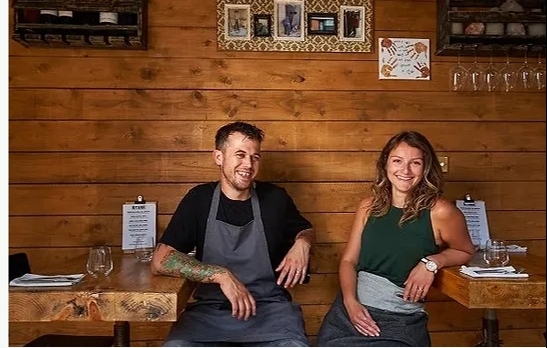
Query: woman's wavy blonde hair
369,131,443,225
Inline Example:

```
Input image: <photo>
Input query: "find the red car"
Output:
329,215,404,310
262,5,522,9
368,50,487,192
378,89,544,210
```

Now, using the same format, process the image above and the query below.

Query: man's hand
216,271,257,321
275,238,311,288
151,243,256,320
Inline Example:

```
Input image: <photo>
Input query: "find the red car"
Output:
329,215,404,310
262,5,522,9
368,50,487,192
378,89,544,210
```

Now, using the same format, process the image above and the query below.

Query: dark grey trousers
316,292,431,347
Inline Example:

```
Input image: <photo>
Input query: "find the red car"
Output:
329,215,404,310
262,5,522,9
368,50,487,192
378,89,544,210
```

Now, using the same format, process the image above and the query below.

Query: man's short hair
215,121,265,150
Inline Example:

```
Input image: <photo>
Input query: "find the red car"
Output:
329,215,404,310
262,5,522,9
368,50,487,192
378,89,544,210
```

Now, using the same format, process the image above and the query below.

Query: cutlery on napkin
9,273,86,287
459,266,529,278
506,244,528,253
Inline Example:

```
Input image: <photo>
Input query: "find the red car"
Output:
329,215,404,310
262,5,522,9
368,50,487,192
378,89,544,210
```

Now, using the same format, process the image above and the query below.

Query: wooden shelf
11,0,148,50
436,0,546,56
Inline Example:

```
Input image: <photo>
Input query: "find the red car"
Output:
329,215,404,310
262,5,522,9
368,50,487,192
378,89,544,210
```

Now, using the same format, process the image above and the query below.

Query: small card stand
122,195,157,253
455,194,490,250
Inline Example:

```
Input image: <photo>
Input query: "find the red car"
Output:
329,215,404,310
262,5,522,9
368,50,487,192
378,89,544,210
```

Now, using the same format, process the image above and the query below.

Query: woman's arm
339,197,372,303
338,196,380,336
427,198,477,269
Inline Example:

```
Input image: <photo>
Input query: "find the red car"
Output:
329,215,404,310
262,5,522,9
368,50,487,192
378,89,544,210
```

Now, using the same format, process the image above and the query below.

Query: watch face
426,260,437,272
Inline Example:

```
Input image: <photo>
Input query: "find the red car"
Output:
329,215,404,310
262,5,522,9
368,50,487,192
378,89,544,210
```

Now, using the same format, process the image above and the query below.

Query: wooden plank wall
8,0,546,346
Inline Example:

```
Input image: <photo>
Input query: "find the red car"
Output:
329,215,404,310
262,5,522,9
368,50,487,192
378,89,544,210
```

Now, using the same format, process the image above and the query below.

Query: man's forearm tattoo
158,250,227,282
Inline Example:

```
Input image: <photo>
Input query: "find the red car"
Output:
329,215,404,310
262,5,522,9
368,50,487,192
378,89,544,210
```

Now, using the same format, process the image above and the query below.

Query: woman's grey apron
166,184,307,343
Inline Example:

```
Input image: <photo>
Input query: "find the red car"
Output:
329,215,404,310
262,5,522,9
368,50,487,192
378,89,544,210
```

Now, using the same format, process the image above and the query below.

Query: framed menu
122,196,157,251
455,196,490,250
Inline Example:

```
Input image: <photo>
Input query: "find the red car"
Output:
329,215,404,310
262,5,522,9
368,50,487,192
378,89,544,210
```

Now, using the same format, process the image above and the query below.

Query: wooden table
9,251,196,346
434,252,546,346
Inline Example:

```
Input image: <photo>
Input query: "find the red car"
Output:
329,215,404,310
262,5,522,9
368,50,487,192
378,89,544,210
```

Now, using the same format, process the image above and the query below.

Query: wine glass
465,47,484,92
449,49,468,91
532,53,546,91
483,239,510,267
516,48,534,91
86,245,114,277
499,51,517,92
481,52,500,92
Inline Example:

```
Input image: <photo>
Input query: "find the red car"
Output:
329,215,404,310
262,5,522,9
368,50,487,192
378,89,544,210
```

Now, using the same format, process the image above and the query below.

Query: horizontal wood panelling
11,58,543,92
8,26,521,66
8,0,545,345
9,89,546,122
9,240,546,275
9,152,546,184
9,211,545,248
8,182,546,216
8,121,546,152
8,28,431,60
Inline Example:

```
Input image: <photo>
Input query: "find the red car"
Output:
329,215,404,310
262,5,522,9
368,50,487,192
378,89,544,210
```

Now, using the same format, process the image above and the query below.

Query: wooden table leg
477,309,501,347
113,321,130,347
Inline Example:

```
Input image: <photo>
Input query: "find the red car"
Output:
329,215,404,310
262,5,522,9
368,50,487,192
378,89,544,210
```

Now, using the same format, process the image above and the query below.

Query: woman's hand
344,298,380,337
403,262,435,302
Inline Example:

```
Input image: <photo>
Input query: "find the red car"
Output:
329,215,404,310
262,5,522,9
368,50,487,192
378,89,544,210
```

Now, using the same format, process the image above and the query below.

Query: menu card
122,198,157,251
455,197,490,250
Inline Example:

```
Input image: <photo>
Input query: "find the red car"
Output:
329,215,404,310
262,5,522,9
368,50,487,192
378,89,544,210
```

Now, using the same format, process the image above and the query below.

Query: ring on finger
295,270,302,274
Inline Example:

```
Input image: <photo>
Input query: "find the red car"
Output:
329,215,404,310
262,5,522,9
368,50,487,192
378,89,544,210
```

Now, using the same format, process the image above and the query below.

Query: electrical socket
438,156,449,173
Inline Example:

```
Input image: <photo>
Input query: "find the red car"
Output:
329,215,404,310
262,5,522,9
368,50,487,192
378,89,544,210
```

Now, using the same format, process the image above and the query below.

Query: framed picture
340,5,365,42
273,0,304,41
224,4,251,40
253,14,272,37
307,13,337,35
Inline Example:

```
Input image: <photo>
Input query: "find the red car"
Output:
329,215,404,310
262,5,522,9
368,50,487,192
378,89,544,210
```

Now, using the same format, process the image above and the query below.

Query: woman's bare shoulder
431,197,462,219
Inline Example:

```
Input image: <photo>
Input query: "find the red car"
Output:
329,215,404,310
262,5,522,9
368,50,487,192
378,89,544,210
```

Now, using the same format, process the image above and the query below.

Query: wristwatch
421,257,438,274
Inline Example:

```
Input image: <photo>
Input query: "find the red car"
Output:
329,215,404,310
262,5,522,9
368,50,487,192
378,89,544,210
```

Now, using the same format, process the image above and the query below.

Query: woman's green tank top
357,206,438,287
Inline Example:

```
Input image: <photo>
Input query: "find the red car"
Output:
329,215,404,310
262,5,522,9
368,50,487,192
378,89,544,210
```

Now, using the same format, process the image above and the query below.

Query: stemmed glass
499,51,517,92
516,48,534,91
465,47,483,92
481,52,500,92
449,48,468,92
532,53,546,91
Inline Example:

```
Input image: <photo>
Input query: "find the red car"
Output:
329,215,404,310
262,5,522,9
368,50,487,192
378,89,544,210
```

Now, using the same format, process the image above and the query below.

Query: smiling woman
316,130,476,347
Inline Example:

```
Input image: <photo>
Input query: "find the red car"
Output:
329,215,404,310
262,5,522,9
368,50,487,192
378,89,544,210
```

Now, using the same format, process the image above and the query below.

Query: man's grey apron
167,184,307,343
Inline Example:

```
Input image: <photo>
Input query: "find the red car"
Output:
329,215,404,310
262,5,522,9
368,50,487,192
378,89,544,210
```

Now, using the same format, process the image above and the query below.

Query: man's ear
213,149,223,166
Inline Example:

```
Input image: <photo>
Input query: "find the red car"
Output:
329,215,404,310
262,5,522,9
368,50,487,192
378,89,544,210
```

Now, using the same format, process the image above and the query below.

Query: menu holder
455,194,490,250
122,195,157,253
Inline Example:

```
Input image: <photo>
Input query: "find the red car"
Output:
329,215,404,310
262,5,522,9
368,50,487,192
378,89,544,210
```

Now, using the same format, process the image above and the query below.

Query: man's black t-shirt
159,181,312,272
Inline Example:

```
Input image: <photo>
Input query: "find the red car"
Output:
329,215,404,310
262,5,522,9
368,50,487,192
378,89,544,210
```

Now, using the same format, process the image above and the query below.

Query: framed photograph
253,14,272,37
273,0,304,41
225,4,251,40
340,6,365,42
307,13,337,35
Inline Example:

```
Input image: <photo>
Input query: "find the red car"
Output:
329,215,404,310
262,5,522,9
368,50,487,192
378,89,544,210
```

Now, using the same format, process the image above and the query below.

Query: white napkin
460,266,529,278
506,244,528,253
9,273,86,287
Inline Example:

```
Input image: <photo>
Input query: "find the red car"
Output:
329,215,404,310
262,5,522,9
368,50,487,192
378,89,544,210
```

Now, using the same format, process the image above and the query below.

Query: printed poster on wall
378,38,430,80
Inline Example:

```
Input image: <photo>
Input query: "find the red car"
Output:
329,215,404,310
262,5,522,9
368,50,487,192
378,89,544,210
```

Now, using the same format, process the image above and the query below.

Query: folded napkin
506,244,528,253
460,266,529,279
9,273,86,287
